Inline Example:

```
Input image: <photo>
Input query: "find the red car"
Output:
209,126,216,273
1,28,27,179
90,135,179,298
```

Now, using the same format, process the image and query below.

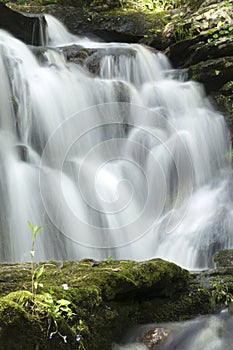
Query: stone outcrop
0,2,46,45
0,254,228,350
0,259,211,350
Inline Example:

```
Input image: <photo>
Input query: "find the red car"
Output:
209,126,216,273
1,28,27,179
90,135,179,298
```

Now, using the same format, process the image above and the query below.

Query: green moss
0,259,194,349
0,291,43,350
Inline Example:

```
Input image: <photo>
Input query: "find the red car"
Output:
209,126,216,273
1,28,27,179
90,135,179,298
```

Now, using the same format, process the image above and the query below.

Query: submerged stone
139,327,169,349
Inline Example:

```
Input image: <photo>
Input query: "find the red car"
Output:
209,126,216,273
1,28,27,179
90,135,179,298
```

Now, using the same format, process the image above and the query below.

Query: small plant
43,292,75,341
28,220,43,297
28,221,77,344
173,21,195,40
106,255,113,264
210,280,233,305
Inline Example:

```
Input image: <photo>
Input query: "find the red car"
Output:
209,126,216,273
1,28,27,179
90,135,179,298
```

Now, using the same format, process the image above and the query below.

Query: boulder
0,259,211,350
0,3,46,45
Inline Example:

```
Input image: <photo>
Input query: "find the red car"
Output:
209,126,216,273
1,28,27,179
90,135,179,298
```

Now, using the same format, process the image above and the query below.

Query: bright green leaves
27,220,76,344
28,220,42,244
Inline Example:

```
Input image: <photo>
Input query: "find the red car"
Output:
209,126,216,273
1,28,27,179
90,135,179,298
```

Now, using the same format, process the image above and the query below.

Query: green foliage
210,280,233,305
28,220,42,296
41,292,75,342
27,221,79,345
105,255,113,263
173,22,195,40
142,0,175,11
207,25,233,43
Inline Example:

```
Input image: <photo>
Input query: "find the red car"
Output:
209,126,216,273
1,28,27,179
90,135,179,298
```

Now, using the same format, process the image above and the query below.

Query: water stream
0,14,232,269
114,310,233,350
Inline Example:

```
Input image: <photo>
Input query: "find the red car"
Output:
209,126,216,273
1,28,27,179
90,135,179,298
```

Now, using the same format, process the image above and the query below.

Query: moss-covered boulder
0,259,211,350
192,250,233,311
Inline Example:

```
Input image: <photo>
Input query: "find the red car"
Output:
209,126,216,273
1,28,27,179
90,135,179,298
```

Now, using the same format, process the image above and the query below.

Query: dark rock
139,327,169,349
228,302,233,314
211,81,233,140
0,3,46,45
167,31,233,68
188,57,233,93
8,4,168,47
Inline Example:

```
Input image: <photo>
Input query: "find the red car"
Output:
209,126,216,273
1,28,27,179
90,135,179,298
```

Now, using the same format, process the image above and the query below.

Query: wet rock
188,57,233,93
211,81,233,139
0,259,212,350
213,249,233,267
0,3,46,45
228,302,233,314
84,46,137,74
139,327,169,349
167,30,233,68
8,4,167,47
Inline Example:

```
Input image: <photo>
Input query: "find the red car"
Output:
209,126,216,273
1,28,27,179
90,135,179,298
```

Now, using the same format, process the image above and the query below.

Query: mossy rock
188,56,233,93
0,291,44,350
211,81,233,120
213,249,233,267
0,259,212,349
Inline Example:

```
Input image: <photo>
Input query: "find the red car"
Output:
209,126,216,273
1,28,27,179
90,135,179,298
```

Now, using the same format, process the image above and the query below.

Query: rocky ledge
0,251,232,349
4,0,233,138
0,258,210,350
0,2,46,45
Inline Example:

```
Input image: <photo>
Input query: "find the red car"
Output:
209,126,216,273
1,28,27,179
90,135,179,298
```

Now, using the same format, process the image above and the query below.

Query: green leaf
28,221,42,241
57,299,71,306
35,265,44,280
30,250,35,258
32,226,42,241
28,220,34,230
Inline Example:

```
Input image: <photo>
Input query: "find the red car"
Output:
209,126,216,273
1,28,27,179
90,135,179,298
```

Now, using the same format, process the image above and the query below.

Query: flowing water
114,310,233,350
0,14,232,268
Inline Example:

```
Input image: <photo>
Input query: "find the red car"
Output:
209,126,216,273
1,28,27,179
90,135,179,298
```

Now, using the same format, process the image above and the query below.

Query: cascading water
0,13,232,268
113,310,233,350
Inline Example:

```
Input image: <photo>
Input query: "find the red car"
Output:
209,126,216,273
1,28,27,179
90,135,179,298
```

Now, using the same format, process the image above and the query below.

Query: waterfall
0,14,232,268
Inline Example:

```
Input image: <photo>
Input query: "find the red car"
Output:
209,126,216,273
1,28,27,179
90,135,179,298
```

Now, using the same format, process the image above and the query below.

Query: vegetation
0,253,212,349
2,0,197,11
210,279,233,306
27,221,80,347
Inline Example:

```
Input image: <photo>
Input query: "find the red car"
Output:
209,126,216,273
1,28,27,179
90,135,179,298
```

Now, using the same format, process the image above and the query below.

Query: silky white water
0,14,232,268
114,311,233,350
